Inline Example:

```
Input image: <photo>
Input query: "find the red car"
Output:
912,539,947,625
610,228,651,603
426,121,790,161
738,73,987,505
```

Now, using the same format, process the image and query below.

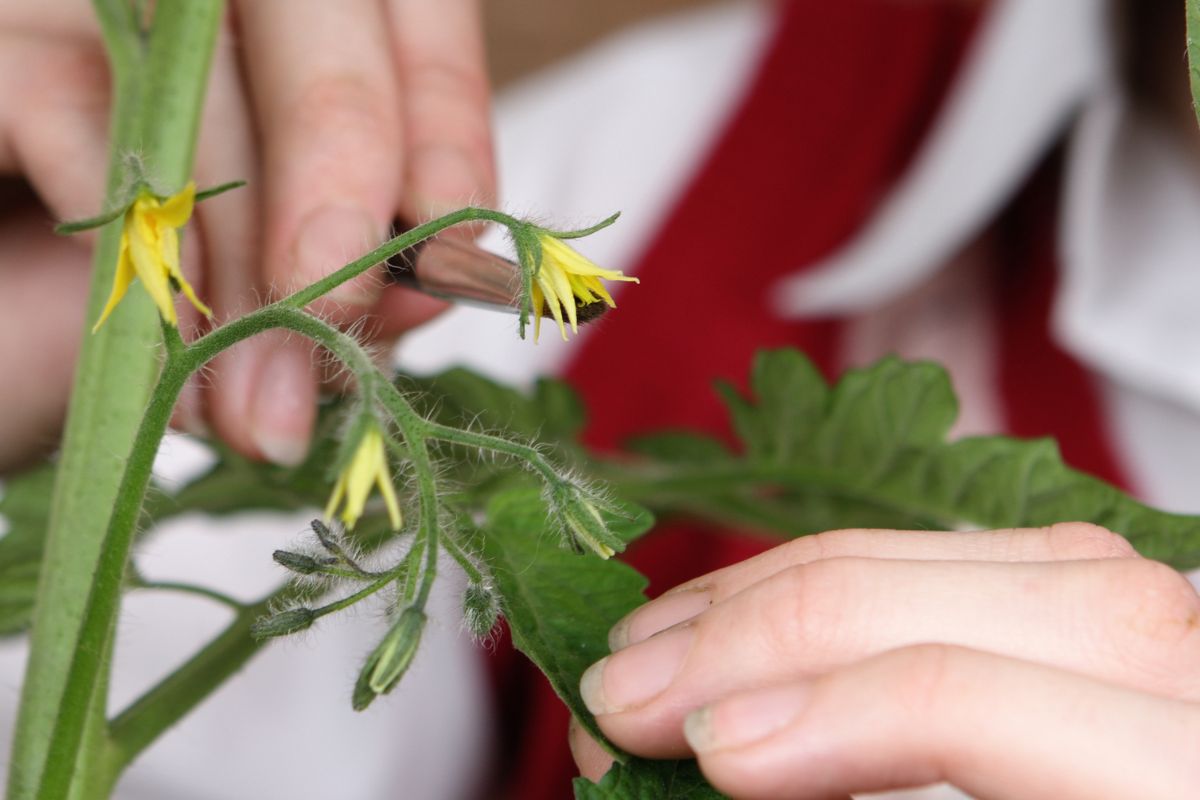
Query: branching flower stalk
13,4,635,799
31,198,628,800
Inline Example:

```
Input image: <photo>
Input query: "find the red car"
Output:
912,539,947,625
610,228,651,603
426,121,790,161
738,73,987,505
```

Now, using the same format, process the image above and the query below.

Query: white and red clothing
4,1,1198,797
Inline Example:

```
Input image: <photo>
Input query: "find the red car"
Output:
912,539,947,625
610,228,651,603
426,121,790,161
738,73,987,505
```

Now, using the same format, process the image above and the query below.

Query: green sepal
194,179,247,203
543,211,621,240
53,202,131,235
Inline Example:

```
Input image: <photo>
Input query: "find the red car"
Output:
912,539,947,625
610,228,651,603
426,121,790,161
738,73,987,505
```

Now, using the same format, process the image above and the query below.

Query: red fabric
992,164,1132,491
484,2,982,797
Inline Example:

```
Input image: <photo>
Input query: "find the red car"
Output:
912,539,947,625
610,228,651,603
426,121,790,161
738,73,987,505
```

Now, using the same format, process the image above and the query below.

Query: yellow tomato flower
325,426,403,531
531,233,638,341
92,182,212,333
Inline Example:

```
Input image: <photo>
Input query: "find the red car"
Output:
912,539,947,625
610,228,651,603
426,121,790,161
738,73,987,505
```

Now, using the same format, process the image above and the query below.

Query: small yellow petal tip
528,231,637,342
93,182,210,332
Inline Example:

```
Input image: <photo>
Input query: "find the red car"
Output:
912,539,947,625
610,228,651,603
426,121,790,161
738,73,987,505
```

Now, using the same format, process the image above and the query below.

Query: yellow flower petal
527,232,637,342
534,266,567,341
325,426,403,531
160,225,213,318
152,181,196,228
92,183,207,332
126,209,178,324
92,234,137,333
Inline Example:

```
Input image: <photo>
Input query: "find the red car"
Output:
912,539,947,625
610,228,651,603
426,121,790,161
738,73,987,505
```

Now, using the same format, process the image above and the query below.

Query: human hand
571,524,1200,798
0,0,494,472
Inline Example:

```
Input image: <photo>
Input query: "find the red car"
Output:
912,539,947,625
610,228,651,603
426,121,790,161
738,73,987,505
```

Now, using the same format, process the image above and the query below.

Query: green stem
8,4,223,799
281,207,520,310
440,534,485,585
130,580,246,612
57,305,424,786
35,362,190,800
601,461,957,532
423,420,563,485
313,574,396,618
107,588,288,767
1188,0,1200,131
376,386,441,608
110,514,402,767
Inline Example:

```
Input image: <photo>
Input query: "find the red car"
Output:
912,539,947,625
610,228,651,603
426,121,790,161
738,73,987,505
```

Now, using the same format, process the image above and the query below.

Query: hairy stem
107,588,287,767
9,4,223,799
1188,0,1200,131
422,420,563,485
35,361,190,800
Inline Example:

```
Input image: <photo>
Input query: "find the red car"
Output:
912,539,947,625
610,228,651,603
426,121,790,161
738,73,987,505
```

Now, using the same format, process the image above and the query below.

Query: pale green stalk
7,4,223,799
1189,0,1200,130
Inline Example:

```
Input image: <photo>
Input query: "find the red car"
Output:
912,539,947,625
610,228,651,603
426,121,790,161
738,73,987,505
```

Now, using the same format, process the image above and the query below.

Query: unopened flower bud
557,489,623,560
250,607,315,639
463,582,500,639
353,606,426,711
272,550,325,575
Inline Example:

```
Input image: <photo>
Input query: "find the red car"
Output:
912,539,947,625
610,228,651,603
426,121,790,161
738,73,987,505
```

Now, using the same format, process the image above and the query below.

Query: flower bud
463,581,500,639
250,607,315,639
272,550,326,575
556,487,623,559
353,606,426,711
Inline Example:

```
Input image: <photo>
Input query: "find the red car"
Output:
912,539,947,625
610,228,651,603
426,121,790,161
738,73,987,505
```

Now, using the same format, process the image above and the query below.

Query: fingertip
206,341,264,460
249,336,316,467
292,204,384,307
404,144,494,221
568,717,615,784
372,285,449,338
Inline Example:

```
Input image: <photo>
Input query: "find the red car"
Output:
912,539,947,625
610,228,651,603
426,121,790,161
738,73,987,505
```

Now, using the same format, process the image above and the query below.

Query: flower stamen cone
325,425,403,531
93,182,212,333
531,233,638,342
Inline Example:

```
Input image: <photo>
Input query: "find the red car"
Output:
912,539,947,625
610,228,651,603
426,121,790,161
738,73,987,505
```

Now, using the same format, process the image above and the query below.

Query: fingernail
409,146,484,219
609,587,712,651
250,339,314,467
684,684,810,754
580,625,694,715
293,205,381,306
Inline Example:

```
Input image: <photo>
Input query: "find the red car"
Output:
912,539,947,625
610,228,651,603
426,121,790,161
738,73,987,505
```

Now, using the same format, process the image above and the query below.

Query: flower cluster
529,232,638,342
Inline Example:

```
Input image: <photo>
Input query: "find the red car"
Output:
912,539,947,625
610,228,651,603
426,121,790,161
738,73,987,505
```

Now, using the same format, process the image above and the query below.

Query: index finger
611,523,1136,650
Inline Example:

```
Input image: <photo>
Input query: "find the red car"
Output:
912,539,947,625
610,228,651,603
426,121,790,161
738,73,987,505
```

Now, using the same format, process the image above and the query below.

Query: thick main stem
1188,0,1200,131
7,4,224,799
35,364,190,800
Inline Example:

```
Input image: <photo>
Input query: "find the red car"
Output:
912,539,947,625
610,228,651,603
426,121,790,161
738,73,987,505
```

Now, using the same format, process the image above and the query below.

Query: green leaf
628,351,1200,569
626,432,730,464
574,758,725,799
477,486,652,758
0,463,56,636
717,349,829,464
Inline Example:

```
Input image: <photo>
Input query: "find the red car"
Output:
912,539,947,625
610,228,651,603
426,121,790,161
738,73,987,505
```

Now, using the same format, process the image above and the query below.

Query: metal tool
385,233,608,323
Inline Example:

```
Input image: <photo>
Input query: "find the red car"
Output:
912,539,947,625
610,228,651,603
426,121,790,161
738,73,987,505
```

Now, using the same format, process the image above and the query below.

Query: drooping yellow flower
92,182,212,333
531,233,638,341
325,426,403,531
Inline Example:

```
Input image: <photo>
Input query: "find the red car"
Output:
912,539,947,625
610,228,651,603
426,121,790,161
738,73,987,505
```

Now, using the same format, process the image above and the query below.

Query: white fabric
773,0,1108,317
1060,94,1200,419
